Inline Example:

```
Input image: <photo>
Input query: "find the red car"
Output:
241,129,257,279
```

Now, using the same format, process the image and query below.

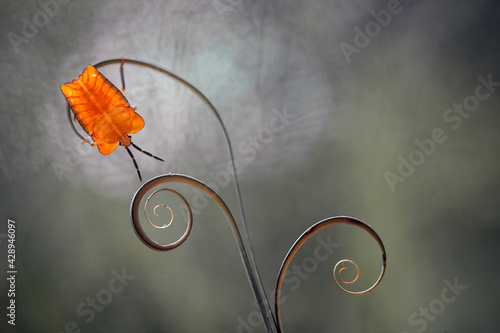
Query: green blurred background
1,0,499,332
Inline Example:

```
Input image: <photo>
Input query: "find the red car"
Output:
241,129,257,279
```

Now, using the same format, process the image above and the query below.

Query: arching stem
130,174,279,332
78,58,279,332
274,216,387,331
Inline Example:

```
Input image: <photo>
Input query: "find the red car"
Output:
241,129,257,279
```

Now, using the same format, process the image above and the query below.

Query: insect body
60,59,164,181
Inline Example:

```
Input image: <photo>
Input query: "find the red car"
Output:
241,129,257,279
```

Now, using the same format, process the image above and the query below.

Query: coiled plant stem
66,58,387,333
77,58,279,332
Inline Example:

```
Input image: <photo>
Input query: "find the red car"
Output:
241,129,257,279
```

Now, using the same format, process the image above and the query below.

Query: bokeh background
1,0,499,332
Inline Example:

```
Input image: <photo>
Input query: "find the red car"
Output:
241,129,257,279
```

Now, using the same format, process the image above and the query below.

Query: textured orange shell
60,65,145,155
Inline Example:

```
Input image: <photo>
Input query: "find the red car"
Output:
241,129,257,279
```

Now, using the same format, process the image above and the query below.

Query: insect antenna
125,146,142,182
131,142,165,162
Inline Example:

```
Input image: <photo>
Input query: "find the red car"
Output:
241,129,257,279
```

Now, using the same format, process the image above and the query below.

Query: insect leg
125,146,142,182
120,56,126,93
131,142,165,162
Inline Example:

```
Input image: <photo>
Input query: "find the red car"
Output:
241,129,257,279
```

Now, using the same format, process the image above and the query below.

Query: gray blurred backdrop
1,0,499,332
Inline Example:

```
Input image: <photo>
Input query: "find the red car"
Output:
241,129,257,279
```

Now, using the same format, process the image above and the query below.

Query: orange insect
60,58,164,181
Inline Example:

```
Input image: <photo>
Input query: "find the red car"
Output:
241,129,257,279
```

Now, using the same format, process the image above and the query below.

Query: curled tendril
274,216,387,331
335,259,359,285
131,178,192,251
70,58,277,333
130,173,278,331
70,58,388,333
144,189,175,229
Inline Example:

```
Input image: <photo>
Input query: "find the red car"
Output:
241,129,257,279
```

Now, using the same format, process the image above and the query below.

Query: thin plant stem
67,58,279,332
